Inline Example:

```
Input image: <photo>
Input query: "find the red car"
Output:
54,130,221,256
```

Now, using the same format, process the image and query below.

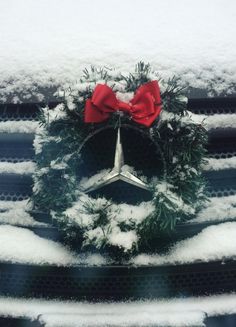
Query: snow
0,225,78,266
0,225,108,266
1,192,234,229
64,195,154,252
0,200,44,226
192,195,236,223
0,293,236,326
164,111,236,131
204,156,236,171
111,201,155,225
131,222,236,265
64,194,154,251
204,113,236,130
189,112,236,130
116,91,135,103
50,160,68,170
33,132,62,156
0,161,36,175
42,104,67,124
64,200,97,230
109,229,138,251
154,181,195,215
0,209,43,227
0,0,236,103
1,222,236,266
0,121,39,134
65,194,154,227
40,311,205,327
0,200,31,212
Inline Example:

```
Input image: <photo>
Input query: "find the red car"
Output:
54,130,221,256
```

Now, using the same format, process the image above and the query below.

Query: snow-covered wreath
32,63,207,258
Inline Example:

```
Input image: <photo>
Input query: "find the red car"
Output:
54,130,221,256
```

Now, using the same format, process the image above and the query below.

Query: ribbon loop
84,80,162,127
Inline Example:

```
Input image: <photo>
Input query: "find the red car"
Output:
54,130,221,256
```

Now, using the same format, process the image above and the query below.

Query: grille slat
187,97,236,115
1,170,235,201
0,260,235,300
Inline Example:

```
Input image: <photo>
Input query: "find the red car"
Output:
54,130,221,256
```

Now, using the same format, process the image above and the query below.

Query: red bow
84,80,162,127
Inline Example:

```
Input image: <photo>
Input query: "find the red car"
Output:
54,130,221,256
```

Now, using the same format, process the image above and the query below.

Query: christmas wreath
32,63,208,258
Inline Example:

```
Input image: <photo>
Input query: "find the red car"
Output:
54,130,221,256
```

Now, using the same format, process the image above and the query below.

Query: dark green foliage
32,63,208,258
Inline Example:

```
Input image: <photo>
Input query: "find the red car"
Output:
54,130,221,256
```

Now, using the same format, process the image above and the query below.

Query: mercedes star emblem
83,127,149,194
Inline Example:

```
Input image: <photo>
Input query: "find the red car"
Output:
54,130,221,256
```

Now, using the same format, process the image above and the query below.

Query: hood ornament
83,127,149,194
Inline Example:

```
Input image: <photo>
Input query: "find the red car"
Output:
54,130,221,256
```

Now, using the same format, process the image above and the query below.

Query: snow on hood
0,0,236,103
0,293,236,326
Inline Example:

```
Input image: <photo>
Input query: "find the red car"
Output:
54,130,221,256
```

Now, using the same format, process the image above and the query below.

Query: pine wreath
32,62,208,258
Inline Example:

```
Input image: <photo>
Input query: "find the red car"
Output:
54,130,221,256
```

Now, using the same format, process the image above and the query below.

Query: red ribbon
84,80,162,127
